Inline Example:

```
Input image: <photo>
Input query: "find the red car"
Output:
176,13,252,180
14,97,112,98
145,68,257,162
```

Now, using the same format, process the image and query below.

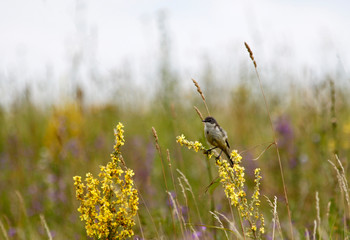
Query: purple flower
275,116,294,147
192,226,206,239
8,228,16,237
275,115,298,168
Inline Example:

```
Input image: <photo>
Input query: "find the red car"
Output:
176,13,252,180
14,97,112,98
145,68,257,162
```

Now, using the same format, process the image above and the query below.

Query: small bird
202,116,233,165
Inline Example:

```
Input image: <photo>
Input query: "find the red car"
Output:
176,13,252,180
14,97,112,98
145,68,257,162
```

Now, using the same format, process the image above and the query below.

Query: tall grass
244,42,293,239
1,47,350,239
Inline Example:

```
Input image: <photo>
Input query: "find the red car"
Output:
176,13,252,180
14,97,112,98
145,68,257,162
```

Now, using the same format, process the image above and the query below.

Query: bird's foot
204,149,212,156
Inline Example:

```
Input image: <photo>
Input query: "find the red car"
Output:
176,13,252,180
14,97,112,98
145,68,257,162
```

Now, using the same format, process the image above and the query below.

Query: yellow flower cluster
217,150,245,207
114,122,125,152
218,150,264,238
176,134,214,157
176,134,265,238
73,122,139,239
176,134,204,152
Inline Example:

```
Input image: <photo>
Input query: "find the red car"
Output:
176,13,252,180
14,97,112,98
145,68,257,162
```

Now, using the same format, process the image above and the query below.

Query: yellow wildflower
216,151,265,239
251,225,257,232
73,122,139,239
176,134,210,155
176,134,265,239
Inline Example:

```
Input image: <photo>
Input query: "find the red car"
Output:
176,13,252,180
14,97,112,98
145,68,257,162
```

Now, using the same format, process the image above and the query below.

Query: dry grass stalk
190,225,200,240
192,78,210,116
244,42,257,68
194,106,204,121
210,211,230,240
214,210,242,239
152,127,159,143
167,191,186,236
136,213,145,240
192,78,205,101
313,220,317,240
244,41,294,239
328,157,350,208
191,80,217,236
326,201,331,222
0,219,9,240
167,150,187,235
266,196,283,240
267,196,277,240
177,176,190,228
177,169,203,224
251,142,275,161
151,127,177,235
315,192,321,239
328,155,350,234
167,149,177,195
40,214,53,240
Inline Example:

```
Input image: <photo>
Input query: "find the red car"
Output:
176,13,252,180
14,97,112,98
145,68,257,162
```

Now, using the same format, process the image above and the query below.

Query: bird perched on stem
202,116,233,166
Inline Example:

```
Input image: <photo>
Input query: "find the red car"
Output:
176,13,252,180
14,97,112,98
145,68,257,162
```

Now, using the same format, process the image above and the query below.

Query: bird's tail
224,149,234,166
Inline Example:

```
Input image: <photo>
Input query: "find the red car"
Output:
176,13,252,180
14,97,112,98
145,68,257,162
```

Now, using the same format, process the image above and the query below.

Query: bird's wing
225,139,230,149
220,129,230,148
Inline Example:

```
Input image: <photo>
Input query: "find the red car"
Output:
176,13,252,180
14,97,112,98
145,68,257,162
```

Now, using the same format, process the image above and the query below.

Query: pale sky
0,0,349,104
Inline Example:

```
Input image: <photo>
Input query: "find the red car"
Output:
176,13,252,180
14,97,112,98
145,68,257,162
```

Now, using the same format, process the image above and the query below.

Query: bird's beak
202,120,205,122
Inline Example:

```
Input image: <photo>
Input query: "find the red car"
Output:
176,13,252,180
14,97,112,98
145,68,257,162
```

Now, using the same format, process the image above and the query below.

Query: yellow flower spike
73,122,138,239
176,134,210,155
176,134,265,239
251,225,257,232
176,134,185,145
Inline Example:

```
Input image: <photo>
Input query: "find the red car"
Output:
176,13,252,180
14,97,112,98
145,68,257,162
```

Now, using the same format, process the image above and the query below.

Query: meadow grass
1,57,350,239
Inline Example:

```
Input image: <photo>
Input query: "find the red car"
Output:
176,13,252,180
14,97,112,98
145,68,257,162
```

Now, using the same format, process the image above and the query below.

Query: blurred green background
1,69,350,239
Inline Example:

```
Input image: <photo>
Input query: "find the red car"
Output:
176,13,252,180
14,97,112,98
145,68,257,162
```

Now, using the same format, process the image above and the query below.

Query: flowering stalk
176,134,214,158
217,151,264,238
176,134,264,239
73,123,139,239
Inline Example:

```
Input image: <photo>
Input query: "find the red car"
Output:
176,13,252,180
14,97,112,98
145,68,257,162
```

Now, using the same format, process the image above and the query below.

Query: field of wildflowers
1,46,350,239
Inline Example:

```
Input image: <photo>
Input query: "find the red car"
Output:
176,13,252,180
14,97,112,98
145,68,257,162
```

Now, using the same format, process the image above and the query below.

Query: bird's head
202,116,218,126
